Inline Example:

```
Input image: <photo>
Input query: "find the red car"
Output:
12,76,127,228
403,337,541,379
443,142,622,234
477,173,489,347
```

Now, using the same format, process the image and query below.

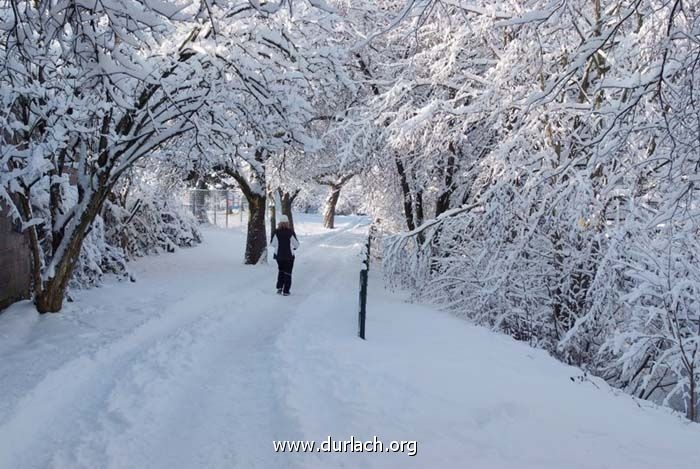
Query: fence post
213,191,218,226
358,269,368,340
190,190,196,218
358,227,372,340
240,195,244,224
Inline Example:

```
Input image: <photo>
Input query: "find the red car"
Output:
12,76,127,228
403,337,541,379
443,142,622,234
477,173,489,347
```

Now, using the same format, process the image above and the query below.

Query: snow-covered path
1,215,699,469
0,216,361,469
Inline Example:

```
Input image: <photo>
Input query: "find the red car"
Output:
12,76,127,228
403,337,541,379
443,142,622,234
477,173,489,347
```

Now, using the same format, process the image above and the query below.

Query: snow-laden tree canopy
371,0,700,422
1,0,346,309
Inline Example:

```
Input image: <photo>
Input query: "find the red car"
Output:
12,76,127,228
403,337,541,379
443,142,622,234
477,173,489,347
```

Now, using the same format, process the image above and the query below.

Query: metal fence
183,189,248,229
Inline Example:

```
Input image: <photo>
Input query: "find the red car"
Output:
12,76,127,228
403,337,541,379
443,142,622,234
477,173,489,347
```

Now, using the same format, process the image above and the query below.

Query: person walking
270,215,299,296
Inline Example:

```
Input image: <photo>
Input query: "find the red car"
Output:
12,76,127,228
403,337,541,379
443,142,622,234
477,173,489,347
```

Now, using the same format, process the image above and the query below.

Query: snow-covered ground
0,214,698,469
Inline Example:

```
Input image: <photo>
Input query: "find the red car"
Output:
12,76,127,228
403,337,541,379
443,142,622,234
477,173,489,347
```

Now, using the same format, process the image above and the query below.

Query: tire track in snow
0,276,259,469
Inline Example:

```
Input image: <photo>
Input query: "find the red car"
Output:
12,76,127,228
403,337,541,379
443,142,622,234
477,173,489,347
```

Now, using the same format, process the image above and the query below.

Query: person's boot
276,288,283,294
283,291,290,296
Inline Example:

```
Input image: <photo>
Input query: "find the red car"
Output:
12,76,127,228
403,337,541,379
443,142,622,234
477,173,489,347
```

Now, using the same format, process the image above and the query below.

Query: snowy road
1,215,699,469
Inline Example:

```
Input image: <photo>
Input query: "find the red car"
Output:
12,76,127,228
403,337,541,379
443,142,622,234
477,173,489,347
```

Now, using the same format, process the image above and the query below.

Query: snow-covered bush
379,0,700,421
103,188,201,260
71,164,200,289
70,215,130,290
601,218,700,421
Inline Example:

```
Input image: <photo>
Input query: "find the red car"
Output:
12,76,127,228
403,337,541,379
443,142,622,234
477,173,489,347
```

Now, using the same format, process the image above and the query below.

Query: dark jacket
271,227,299,260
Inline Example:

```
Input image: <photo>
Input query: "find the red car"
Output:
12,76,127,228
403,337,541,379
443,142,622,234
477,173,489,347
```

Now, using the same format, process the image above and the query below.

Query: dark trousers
276,257,295,293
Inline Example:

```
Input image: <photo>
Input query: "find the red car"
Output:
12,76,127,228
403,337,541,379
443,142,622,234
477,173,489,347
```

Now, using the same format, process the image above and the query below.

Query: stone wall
0,202,31,310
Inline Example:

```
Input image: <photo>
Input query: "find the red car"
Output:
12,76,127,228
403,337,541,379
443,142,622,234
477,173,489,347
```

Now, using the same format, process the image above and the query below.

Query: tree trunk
34,244,80,313
395,155,415,232
435,143,457,217
245,193,267,264
395,155,426,244
323,185,341,229
268,191,277,240
223,157,269,265
34,189,109,313
688,361,697,422
280,190,299,232
415,190,424,228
